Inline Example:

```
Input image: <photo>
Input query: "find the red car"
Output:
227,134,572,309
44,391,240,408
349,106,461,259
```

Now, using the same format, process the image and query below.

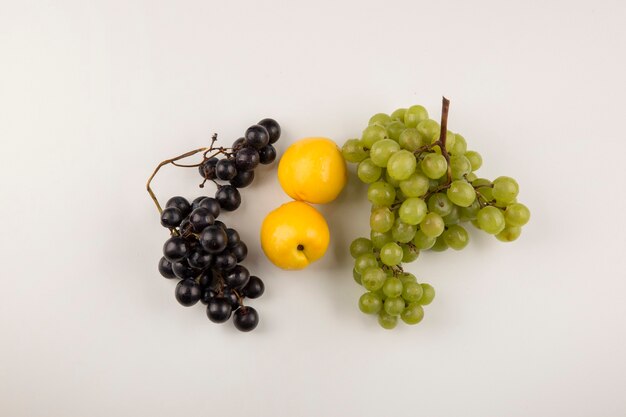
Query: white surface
1,1,625,416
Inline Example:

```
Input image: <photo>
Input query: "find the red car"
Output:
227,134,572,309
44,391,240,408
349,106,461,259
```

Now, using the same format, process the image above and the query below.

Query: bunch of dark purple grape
197,118,281,210
158,195,264,331
156,118,281,332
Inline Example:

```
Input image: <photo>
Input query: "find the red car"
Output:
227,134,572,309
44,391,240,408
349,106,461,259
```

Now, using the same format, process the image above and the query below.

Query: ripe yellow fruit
278,137,347,204
260,201,330,270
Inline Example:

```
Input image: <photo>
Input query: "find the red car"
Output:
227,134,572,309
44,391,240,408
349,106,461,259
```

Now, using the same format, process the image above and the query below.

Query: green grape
355,253,379,274
459,199,480,222
419,283,435,305
419,212,445,237
478,186,494,202
341,139,369,163
391,218,417,243
402,282,423,303
417,119,440,143
368,113,392,126
386,121,406,141
404,105,429,128
505,203,530,227
401,244,419,262
362,267,386,291
465,172,477,182
465,150,482,171
399,272,417,285
359,292,383,314
378,311,398,329
428,193,453,216
361,125,387,148
353,268,362,285
413,230,436,250
401,303,424,325
380,242,403,266
399,128,425,151
370,139,400,167
494,198,514,208
449,155,472,179
367,181,396,206
472,178,492,188
384,297,406,316
442,205,460,225
449,133,467,155
387,150,417,181
399,171,430,197
420,153,448,179
370,230,393,249
476,206,506,234
383,277,403,298
350,237,373,258
492,176,519,204
357,158,382,184
430,236,449,252
384,169,400,187
370,207,395,233
442,224,469,250
496,226,522,242
399,197,428,225
447,180,476,207
390,108,407,122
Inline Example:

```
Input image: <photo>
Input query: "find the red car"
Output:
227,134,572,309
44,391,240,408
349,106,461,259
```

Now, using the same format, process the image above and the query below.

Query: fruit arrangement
260,137,346,269
342,98,531,329
148,118,282,332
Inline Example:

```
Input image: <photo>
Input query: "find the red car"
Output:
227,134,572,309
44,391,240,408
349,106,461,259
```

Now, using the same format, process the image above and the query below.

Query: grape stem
437,96,452,184
146,133,233,216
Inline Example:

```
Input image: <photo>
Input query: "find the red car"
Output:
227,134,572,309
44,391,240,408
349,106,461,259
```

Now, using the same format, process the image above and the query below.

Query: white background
1,1,625,416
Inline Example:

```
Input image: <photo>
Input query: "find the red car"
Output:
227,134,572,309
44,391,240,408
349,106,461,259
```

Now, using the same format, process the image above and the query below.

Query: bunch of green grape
342,101,530,329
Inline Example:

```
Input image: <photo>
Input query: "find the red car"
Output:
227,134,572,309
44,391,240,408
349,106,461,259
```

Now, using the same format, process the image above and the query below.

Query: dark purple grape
243,276,264,299
158,257,176,279
198,157,218,179
213,220,226,230
165,196,191,217
172,260,200,280
224,265,250,289
213,250,237,271
226,228,240,248
199,225,228,253
175,279,202,307
230,170,255,188
223,288,242,308
197,270,215,289
207,298,232,323
258,118,281,144
231,242,248,262
244,125,270,149
189,207,214,232
163,237,189,262
160,207,183,228
215,186,241,211
234,147,260,172
201,288,216,305
258,144,277,164
216,159,237,180
192,196,209,210
198,197,220,218
232,137,246,150
187,247,213,269
233,306,259,332
179,218,192,234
